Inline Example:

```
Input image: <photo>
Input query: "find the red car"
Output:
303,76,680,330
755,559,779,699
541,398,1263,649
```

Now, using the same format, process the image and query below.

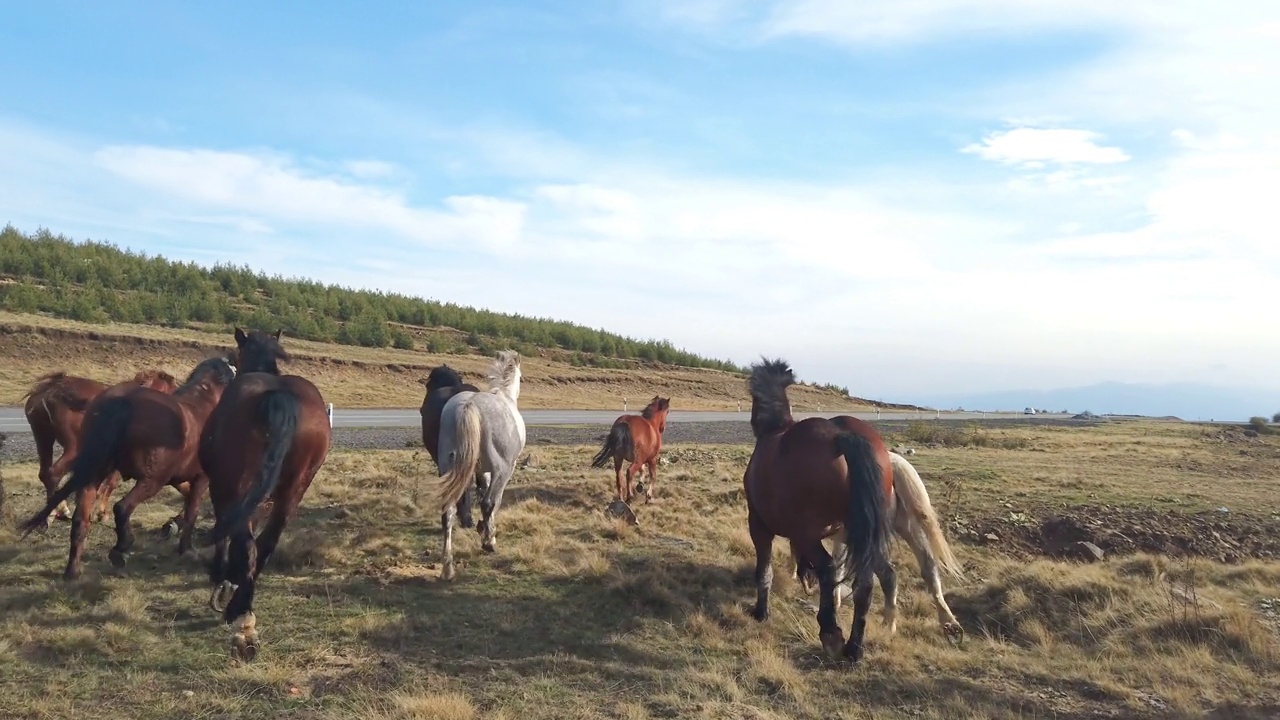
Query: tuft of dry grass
0,421,1279,718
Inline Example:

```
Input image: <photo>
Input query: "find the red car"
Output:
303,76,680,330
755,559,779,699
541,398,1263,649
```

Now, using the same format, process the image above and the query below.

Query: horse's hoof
750,605,769,622
108,548,127,568
210,582,236,613
943,623,965,645
232,633,259,662
159,521,178,540
820,632,845,660
230,613,259,662
634,481,646,497
481,539,496,554
63,566,81,582
842,642,865,664
441,562,457,582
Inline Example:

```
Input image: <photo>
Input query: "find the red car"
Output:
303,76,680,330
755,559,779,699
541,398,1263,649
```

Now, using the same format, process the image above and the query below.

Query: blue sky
2,1,1277,402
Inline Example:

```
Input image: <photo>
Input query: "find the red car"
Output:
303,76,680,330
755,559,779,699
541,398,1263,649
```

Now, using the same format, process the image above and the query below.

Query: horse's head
233,327,290,375
134,369,179,394
488,350,522,403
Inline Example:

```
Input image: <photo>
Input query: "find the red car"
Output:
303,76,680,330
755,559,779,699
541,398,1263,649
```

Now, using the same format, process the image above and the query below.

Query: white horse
432,350,526,581
794,450,965,642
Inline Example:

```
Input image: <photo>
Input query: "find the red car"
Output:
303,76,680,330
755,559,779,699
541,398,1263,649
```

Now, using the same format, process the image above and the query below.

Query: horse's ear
234,327,247,346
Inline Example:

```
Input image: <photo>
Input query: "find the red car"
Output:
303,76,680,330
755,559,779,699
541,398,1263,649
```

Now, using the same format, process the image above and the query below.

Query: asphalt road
0,406,1060,433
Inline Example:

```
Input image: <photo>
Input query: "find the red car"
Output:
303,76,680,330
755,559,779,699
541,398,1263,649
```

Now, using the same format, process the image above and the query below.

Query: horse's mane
22,371,69,403
176,356,236,396
427,364,465,389
133,369,177,387
748,357,795,437
640,395,667,420
485,350,521,394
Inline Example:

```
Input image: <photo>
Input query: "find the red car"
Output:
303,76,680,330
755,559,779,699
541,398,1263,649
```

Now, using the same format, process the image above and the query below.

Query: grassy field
2,420,1279,719
0,311,877,412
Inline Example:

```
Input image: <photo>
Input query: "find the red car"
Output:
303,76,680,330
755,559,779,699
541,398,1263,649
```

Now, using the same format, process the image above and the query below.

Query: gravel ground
0,417,1099,465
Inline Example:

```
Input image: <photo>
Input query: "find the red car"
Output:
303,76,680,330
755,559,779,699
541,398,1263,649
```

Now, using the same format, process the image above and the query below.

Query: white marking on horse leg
441,505,457,581
907,525,962,640
230,611,259,661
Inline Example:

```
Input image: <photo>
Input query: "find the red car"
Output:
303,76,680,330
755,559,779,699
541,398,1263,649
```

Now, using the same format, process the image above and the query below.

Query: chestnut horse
20,355,237,580
23,369,178,523
202,328,331,661
590,395,671,503
418,365,480,529
742,358,893,664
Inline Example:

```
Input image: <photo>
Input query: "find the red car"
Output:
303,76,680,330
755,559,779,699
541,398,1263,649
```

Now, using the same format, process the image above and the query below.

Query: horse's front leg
748,508,774,622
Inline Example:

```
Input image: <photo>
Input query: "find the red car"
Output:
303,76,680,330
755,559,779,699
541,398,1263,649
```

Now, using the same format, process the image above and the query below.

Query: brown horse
742,358,893,664
19,355,237,580
202,328,331,662
23,369,178,523
418,364,479,529
590,395,671,503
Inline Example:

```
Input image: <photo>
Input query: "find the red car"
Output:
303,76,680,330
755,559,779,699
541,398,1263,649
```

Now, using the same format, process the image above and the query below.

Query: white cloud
92,146,527,252
962,127,1130,167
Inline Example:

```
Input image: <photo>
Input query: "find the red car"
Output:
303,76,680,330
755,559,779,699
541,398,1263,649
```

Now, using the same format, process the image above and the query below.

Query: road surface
0,406,1062,433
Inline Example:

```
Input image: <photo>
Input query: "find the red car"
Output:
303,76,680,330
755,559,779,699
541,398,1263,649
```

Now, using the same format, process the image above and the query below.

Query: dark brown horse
590,395,671,503
23,369,179,523
201,328,331,662
19,356,237,580
418,365,479,529
742,358,893,664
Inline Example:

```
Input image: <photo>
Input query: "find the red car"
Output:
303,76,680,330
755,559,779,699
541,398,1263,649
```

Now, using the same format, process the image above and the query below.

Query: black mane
176,356,236,396
640,395,665,420
748,357,795,437
427,364,465,391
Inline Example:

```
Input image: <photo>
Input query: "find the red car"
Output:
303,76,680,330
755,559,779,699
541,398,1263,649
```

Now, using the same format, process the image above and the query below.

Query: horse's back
201,372,330,496
745,418,862,542
621,415,659,455
441,389,524,466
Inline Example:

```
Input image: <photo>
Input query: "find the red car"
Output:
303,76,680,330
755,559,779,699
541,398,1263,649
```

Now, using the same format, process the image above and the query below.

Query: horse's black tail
834,432,892,587
212,390,298,544
20,397,131,535
591,422,633,468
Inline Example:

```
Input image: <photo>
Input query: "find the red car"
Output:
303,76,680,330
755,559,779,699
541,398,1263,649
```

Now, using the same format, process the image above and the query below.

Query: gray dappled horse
431,350,526,581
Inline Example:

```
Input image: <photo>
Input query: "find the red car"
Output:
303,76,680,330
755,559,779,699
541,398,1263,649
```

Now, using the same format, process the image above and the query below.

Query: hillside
0,225,742,373
0,312,893,411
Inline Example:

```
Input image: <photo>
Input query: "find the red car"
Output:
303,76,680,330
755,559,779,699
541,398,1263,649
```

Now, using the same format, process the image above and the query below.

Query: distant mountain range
907,382,1280,422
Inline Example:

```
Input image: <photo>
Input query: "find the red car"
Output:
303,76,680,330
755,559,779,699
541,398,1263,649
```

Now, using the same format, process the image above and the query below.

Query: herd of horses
12,328,964,666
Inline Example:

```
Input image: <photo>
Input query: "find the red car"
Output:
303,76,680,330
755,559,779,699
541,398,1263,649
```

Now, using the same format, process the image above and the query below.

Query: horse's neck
179,389,221,419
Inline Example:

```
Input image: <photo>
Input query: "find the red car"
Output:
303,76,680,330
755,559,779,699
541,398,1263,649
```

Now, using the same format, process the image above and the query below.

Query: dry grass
1,421,1279,719
0,311,873,411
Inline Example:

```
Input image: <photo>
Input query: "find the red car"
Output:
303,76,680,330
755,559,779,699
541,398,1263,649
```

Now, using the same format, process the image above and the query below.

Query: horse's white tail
437,400,482,510
892,453,964,579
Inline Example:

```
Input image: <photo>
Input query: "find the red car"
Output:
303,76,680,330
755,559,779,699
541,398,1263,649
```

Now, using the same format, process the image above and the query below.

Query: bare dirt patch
954,505,1280,563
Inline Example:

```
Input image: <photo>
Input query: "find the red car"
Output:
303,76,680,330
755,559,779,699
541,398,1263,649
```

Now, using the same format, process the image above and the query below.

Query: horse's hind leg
747,508,775,622
96,471,121,523
613,456,625,502
905,524,963,642
441,503,458,581
65,485,99,580
176,477,208,558
222,529,260,661
876,561,899,635
455,483,475,530
839,566,880,661
807,540,846,659
644,457,658,503
33,429,70,522
479,467,513,553
108,476,165,568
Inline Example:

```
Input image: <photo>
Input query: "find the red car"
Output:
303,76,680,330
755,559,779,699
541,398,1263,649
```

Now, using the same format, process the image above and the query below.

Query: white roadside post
327,403,334,428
